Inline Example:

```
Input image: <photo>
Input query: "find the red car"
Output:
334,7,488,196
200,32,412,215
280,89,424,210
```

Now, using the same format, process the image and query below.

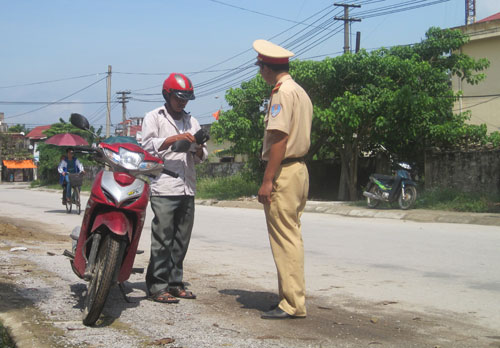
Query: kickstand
118,283,133,303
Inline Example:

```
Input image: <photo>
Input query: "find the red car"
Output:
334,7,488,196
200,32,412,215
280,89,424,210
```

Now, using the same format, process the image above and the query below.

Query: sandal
169,286,196,299
149,290,180,304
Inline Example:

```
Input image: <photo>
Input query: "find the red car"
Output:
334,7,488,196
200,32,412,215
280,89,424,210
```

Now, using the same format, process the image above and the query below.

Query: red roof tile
477,12,500,23
26,125,51,139
129,125,141,137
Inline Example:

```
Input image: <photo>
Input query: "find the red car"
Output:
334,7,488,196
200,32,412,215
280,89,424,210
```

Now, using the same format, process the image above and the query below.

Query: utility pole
116,91,131,136
334,3,361,54
466,0,476,25
116,91,131,123
106,65,112,138
355,31,361,53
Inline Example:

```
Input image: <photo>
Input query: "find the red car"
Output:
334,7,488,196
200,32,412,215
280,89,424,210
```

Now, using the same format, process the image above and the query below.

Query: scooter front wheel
82,233,123,326
398,185,417,210
366,185,381,208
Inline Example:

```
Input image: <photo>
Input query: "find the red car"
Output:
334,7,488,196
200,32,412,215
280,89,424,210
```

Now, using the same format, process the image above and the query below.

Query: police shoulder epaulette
271,82,282,95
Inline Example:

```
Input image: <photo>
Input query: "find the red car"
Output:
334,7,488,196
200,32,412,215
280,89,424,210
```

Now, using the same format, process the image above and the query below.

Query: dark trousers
146,195,195,295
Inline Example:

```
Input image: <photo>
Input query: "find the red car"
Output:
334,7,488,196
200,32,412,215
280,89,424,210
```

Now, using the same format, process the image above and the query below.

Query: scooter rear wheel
82,233,123,326
366,185,381,208
65,199,72,213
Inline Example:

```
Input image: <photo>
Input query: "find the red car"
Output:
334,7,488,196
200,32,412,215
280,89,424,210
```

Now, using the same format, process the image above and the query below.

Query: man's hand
160,133,196,151
258,130,288,205
177,133,195,143
258,180,273,205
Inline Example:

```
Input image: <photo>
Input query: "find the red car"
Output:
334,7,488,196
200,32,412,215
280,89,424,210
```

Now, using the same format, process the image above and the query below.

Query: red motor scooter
64,113,187,326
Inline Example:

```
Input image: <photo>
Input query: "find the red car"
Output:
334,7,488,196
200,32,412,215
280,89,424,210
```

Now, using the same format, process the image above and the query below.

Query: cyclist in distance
58,148,84,204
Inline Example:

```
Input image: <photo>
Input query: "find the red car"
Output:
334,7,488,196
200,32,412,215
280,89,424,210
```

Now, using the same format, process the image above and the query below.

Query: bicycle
66,172,83,215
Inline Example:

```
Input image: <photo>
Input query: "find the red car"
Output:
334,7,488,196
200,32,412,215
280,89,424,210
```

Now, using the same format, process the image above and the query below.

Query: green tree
211,76,270,177
8,124,28,133
212,27,490,200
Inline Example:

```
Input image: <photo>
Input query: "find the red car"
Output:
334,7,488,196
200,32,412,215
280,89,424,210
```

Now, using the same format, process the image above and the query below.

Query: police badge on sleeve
270,104,282,118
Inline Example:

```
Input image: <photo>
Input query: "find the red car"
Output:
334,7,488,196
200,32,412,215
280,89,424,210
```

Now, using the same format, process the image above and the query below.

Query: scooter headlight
103,147,163,172
103,147,144,170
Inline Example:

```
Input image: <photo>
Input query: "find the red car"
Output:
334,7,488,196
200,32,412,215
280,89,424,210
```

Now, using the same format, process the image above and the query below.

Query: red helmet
162,73,195,101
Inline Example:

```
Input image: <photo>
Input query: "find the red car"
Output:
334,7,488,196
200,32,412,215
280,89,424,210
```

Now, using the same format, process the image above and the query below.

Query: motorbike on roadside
63,113,209,326
362,149,417,210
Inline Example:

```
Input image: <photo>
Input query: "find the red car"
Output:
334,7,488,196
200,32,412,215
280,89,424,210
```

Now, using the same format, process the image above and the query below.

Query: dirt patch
0,217,67,246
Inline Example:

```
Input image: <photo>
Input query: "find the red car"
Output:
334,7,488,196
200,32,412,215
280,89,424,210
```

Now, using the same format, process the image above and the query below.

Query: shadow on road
44,209,72,214
219,289,278,312
70,280,145,327
0,281,33,312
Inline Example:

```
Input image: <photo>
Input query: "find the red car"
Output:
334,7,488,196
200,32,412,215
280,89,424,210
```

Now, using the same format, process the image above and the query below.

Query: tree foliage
211,27,491,200
8,124,28,133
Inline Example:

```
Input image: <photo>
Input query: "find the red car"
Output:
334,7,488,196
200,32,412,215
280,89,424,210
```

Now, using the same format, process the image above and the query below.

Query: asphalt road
1,182,499,348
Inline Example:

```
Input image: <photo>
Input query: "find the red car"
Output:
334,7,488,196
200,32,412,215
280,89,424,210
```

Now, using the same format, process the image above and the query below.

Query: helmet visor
173,90,195,101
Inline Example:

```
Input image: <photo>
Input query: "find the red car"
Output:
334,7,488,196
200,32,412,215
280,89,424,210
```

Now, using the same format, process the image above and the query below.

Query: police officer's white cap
253,39,294,64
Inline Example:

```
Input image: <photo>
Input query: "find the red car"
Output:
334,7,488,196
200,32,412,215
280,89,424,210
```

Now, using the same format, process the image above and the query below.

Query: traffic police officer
253,39,313,319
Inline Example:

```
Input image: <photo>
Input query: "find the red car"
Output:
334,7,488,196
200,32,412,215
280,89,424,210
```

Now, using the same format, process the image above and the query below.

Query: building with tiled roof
26,125,52,140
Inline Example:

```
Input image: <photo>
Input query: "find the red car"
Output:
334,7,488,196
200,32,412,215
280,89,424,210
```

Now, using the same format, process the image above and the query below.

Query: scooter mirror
70,113,90,131
171,139,191,153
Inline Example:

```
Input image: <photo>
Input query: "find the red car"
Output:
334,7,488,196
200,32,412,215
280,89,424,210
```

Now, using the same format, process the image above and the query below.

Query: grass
0,321,15,348
415,187,500,213
196,174,260,200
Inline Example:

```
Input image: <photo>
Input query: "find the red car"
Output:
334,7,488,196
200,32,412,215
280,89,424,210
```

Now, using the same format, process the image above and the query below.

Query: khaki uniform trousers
264,161,309,317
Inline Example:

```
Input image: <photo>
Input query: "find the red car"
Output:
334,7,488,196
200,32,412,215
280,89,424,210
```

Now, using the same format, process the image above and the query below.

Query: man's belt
281,157,305,165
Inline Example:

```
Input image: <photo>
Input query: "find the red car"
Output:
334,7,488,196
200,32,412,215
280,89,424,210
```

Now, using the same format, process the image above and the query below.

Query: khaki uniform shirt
141,105,207,196
262,75,313,161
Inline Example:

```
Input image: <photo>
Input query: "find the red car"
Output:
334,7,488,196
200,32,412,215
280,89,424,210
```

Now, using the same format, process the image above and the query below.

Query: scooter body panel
72,170,150,283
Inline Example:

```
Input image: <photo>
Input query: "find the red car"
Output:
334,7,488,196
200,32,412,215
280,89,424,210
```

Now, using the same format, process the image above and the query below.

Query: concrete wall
197,158,378,201
197,162,245,178
452,19,500,133
425,148,500,195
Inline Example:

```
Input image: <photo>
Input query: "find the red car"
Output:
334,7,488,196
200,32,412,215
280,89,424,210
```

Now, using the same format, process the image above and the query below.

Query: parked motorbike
63,113,209,326
363,152,417,210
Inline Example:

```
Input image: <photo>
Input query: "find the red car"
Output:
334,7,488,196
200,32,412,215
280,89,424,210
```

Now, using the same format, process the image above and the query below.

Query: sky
1,0,499,131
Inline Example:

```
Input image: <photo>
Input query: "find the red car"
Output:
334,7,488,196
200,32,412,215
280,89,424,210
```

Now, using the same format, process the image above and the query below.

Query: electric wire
192,10,343,96
357,0,451,19
193,0,452,99
0,101,107,105
0,73,107,89
208,0,343,28
3,0,460,125
5,76,108,119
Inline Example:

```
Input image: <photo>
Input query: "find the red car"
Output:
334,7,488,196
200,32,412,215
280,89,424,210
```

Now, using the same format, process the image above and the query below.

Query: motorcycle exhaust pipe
363,191,380,200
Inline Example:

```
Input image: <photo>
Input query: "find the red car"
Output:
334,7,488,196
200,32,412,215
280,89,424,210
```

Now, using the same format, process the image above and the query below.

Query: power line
5,76,108,119
356,0,451,19
193,11,344,95
207,0,337,27
0,101,107,105
0,73,106,89
194,0,453,99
